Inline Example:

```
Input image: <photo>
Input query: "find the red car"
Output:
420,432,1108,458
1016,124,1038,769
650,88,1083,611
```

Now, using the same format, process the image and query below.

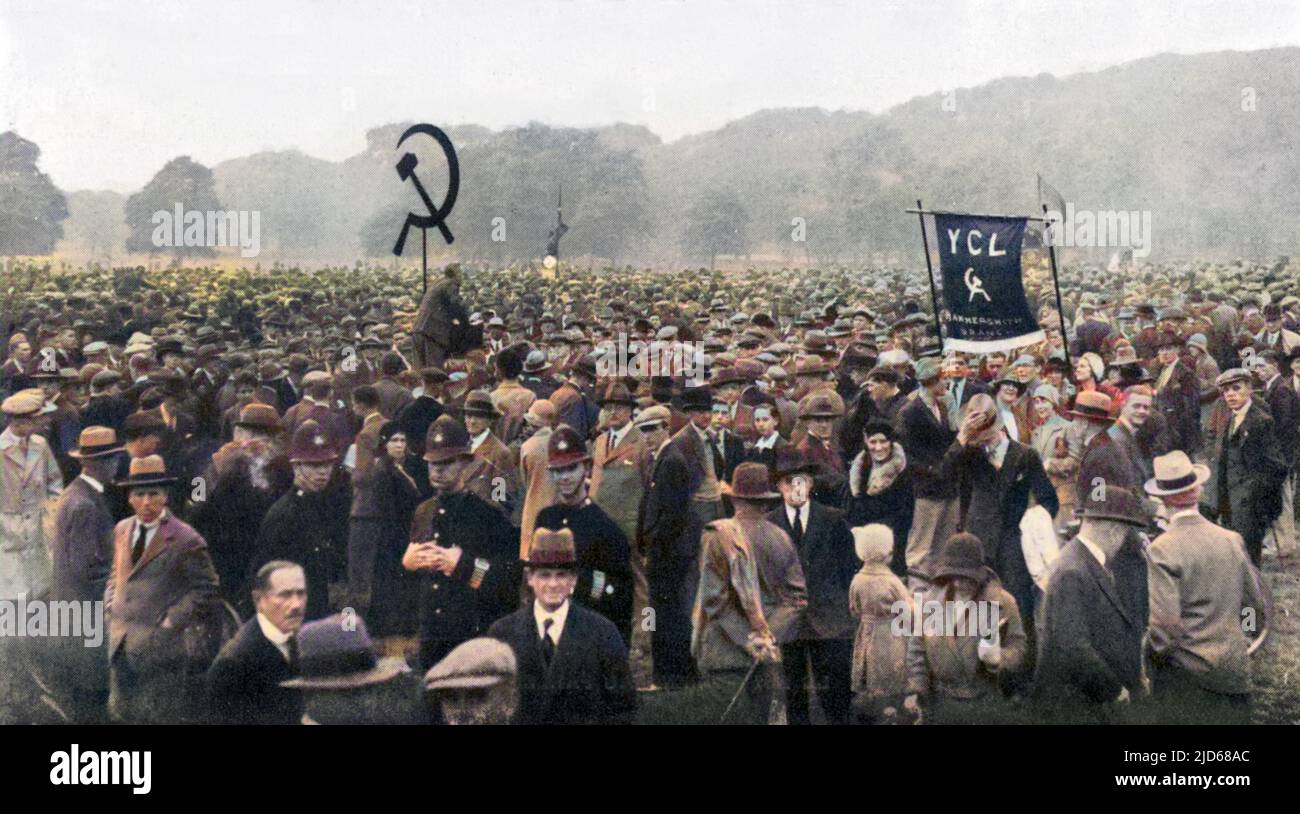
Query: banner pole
1042,204,1071,367
915,199,944,347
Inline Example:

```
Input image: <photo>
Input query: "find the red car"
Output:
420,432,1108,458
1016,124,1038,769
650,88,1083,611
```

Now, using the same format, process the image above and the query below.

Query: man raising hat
487,527,637,725
1143,451,1269,723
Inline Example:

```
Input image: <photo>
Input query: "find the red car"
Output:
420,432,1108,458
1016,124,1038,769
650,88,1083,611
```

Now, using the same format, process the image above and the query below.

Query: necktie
286,635,300,672
791,510,804,546
540,618,555,665
131,523,148,565
709,432,725,477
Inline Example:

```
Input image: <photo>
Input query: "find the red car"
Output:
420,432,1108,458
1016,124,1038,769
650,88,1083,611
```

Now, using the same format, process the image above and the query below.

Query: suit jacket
50,476,116,602
1035,537,1147,706
590,424,649,539
393,394,444,457
106,513,222,667
350,412,388,518
1263,376,1300,468
639,435,697,569
1147,511,1268,696
373,376,414,421
1153,358,1201,453
898,394,957,499
205,616,302,724
488,602,637,725
767,502,858,639
1210,400,1287,528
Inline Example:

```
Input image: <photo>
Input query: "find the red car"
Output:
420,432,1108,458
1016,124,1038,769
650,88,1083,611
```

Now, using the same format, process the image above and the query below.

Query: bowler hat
798,389,845,419
772,446,817,479
676,386,714,413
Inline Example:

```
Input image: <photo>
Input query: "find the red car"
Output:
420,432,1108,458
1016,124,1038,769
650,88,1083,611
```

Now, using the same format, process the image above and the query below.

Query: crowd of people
0,254,1291,724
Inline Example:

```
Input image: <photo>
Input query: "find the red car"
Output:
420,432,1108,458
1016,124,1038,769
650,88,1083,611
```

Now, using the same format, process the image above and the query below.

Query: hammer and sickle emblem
392,123,459,255
964,267,991,303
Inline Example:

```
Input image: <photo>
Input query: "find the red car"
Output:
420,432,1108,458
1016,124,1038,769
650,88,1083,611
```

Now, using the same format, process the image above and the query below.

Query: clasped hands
403,541,463,575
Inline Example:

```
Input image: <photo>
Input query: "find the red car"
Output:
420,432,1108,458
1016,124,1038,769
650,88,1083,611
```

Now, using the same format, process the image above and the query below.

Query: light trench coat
0,427,63,599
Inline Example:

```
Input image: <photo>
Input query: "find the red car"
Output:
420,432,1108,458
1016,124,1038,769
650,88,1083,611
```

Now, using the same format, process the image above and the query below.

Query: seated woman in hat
902,532,1027,725
844,419,912,577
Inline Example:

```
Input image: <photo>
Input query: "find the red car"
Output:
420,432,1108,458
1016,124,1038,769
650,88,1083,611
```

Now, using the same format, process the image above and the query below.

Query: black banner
933,213,1043,353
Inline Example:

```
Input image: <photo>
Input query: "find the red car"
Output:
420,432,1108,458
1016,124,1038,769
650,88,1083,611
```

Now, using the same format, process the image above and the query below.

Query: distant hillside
57,47,1300,265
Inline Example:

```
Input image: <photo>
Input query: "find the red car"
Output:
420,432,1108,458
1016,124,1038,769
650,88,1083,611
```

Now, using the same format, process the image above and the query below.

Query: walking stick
719,657,762,723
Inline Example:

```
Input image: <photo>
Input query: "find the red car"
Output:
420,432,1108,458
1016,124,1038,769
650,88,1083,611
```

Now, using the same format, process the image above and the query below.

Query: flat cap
1215,368,1252,388
424,638,517,691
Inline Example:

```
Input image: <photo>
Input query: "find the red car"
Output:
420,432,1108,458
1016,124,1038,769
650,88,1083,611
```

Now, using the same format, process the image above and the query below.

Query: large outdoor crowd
0,255,1292,725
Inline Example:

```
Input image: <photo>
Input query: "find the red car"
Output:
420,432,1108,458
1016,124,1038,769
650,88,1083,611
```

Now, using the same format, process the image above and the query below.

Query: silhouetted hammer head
396,152,418,180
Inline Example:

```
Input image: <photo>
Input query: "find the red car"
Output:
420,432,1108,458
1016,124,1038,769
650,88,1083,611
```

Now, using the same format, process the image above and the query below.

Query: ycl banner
933,213,1043,353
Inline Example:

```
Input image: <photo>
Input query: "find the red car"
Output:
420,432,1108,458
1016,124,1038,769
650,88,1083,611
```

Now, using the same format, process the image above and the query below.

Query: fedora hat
772,446,817,479
546,425,591,468
68,426,124,459
424,415,473,463
709,366,746,388
462,390,500,419
287,419,339,464
280,614,409,690
728,462,781,501
115,454,177,488
234,402,282,433
524,527,579,569
675,385,713,413
1144,450,1211,497
1079,485,1149,527
1068,391,1114,422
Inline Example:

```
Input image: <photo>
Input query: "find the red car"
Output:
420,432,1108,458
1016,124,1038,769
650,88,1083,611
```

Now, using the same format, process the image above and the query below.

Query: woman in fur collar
844,419,913,577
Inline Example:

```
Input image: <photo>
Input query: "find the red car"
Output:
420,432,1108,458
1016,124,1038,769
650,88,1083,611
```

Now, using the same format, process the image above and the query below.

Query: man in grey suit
106,454,223,724
45,427,123,721
1144,451,1269,724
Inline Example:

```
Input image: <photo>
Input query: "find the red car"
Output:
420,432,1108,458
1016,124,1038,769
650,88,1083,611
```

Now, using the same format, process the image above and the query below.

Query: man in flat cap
1209,368,1288,566
488,527,636,725
423,637,519,725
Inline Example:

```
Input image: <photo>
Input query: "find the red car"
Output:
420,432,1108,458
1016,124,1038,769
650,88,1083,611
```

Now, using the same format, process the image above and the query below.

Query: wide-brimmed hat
772,446,817,480
524,527,579,569
992,375,1028,396
68,426,124,460
1079,485,1149,527
234,402,282,433
729,462,781,501
287,419,339,464
546,425,590,468
115,454,177,488
280,615,409,690
424,415,473,463
931,532,992,584
1144,450,1211,497
1068,391,1114,422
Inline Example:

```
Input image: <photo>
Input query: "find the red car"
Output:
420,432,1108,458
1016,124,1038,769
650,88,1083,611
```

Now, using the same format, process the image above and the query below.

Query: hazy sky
3,0,1297,192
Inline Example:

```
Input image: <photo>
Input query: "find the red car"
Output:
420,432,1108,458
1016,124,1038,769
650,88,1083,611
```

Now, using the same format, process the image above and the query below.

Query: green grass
1249,558,1300,724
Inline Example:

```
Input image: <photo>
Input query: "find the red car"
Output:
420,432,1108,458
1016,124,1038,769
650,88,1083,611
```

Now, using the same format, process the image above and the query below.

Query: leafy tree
124,156,222,259
0,132,70,255
680,187,749,269
58,190,129,261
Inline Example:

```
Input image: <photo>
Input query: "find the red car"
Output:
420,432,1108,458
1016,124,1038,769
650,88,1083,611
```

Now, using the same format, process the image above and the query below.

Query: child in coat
848,524,913,723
